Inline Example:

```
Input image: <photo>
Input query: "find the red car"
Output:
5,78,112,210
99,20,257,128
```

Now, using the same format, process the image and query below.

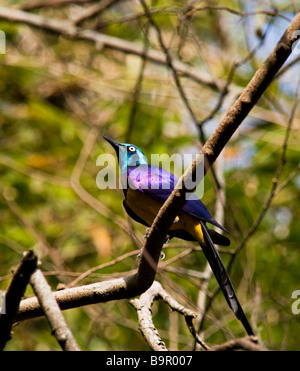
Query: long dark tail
199,221,255,336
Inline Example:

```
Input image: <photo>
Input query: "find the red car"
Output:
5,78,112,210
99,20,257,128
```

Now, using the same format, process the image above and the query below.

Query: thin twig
228,77,300,268
66,249,140,288
209,336,266,351
185,5,291,22
73,0,121,26
3,197,67,275
130,281,203,351
0,6,217,90
30,266,80,351
126,23,150,143
21,0,95,11
139,0,206,140
156,283,209,350
130,282,168,351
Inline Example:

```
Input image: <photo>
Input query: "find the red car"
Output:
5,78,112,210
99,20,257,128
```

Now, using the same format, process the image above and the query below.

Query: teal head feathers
103,137,148,174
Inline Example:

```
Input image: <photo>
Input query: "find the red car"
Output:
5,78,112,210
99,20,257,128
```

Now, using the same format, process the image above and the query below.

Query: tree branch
73,0,121,26
0,250,38,350
0,6,216,89
209,336,267,352
130,281,202,351
130,282,168,351
29,266,80,351
21,0,95,11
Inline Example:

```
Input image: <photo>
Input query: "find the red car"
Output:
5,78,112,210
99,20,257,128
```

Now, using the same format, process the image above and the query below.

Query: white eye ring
128,146,136,152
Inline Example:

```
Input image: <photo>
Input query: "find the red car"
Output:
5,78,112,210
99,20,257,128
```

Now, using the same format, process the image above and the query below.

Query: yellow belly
126,189,205,245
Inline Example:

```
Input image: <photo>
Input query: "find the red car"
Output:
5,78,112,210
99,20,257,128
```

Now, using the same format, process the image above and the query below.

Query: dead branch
73,0,121,26
209,336,267,351
0,250,38,350
0,6,217,90
21,0,95,11
130,281,202,351
29,266,80,351
130,282,168,351
16,277,129,322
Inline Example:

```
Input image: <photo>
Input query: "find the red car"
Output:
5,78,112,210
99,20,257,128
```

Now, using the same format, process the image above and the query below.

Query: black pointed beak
103,136,121,153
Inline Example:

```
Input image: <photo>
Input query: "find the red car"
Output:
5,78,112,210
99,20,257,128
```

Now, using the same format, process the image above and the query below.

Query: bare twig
0,6,216,90
66,249,140,288
185,5,291,22
228,77,300,269
130,281,201,351
156,283,209,350
3,197,67,276
30,266,80,351
21,0,95,11
126,23,150,143
73,0,121,26
209,336,266,351
0,250,38,350
139,0,223,190
139,0,206,139
130,282,168,351
16,277,130,322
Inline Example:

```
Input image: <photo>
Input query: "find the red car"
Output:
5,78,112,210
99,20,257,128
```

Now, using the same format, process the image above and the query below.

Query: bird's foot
144,228,170,244
136,249,165,260
143,227,151,241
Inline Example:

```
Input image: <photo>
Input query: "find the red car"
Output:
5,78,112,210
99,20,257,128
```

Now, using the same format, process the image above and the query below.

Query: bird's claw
141,227,167,261
144,228,171,244
164,235,170,244
142,228,168,260
143,227,151,240
137,249,165,260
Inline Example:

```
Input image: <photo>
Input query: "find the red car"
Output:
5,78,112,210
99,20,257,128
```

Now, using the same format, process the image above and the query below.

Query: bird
103,136,255,336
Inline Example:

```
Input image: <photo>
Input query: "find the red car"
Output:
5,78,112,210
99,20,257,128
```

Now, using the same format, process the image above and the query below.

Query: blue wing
127,165,229,233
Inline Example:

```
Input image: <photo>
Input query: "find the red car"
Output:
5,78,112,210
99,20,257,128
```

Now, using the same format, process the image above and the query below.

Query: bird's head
103,137,148,173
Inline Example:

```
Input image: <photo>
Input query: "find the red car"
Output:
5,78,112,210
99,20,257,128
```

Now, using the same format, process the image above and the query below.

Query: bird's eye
128,146,136,152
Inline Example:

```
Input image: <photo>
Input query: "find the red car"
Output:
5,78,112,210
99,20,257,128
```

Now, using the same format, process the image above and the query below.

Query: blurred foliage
0,0,300,351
